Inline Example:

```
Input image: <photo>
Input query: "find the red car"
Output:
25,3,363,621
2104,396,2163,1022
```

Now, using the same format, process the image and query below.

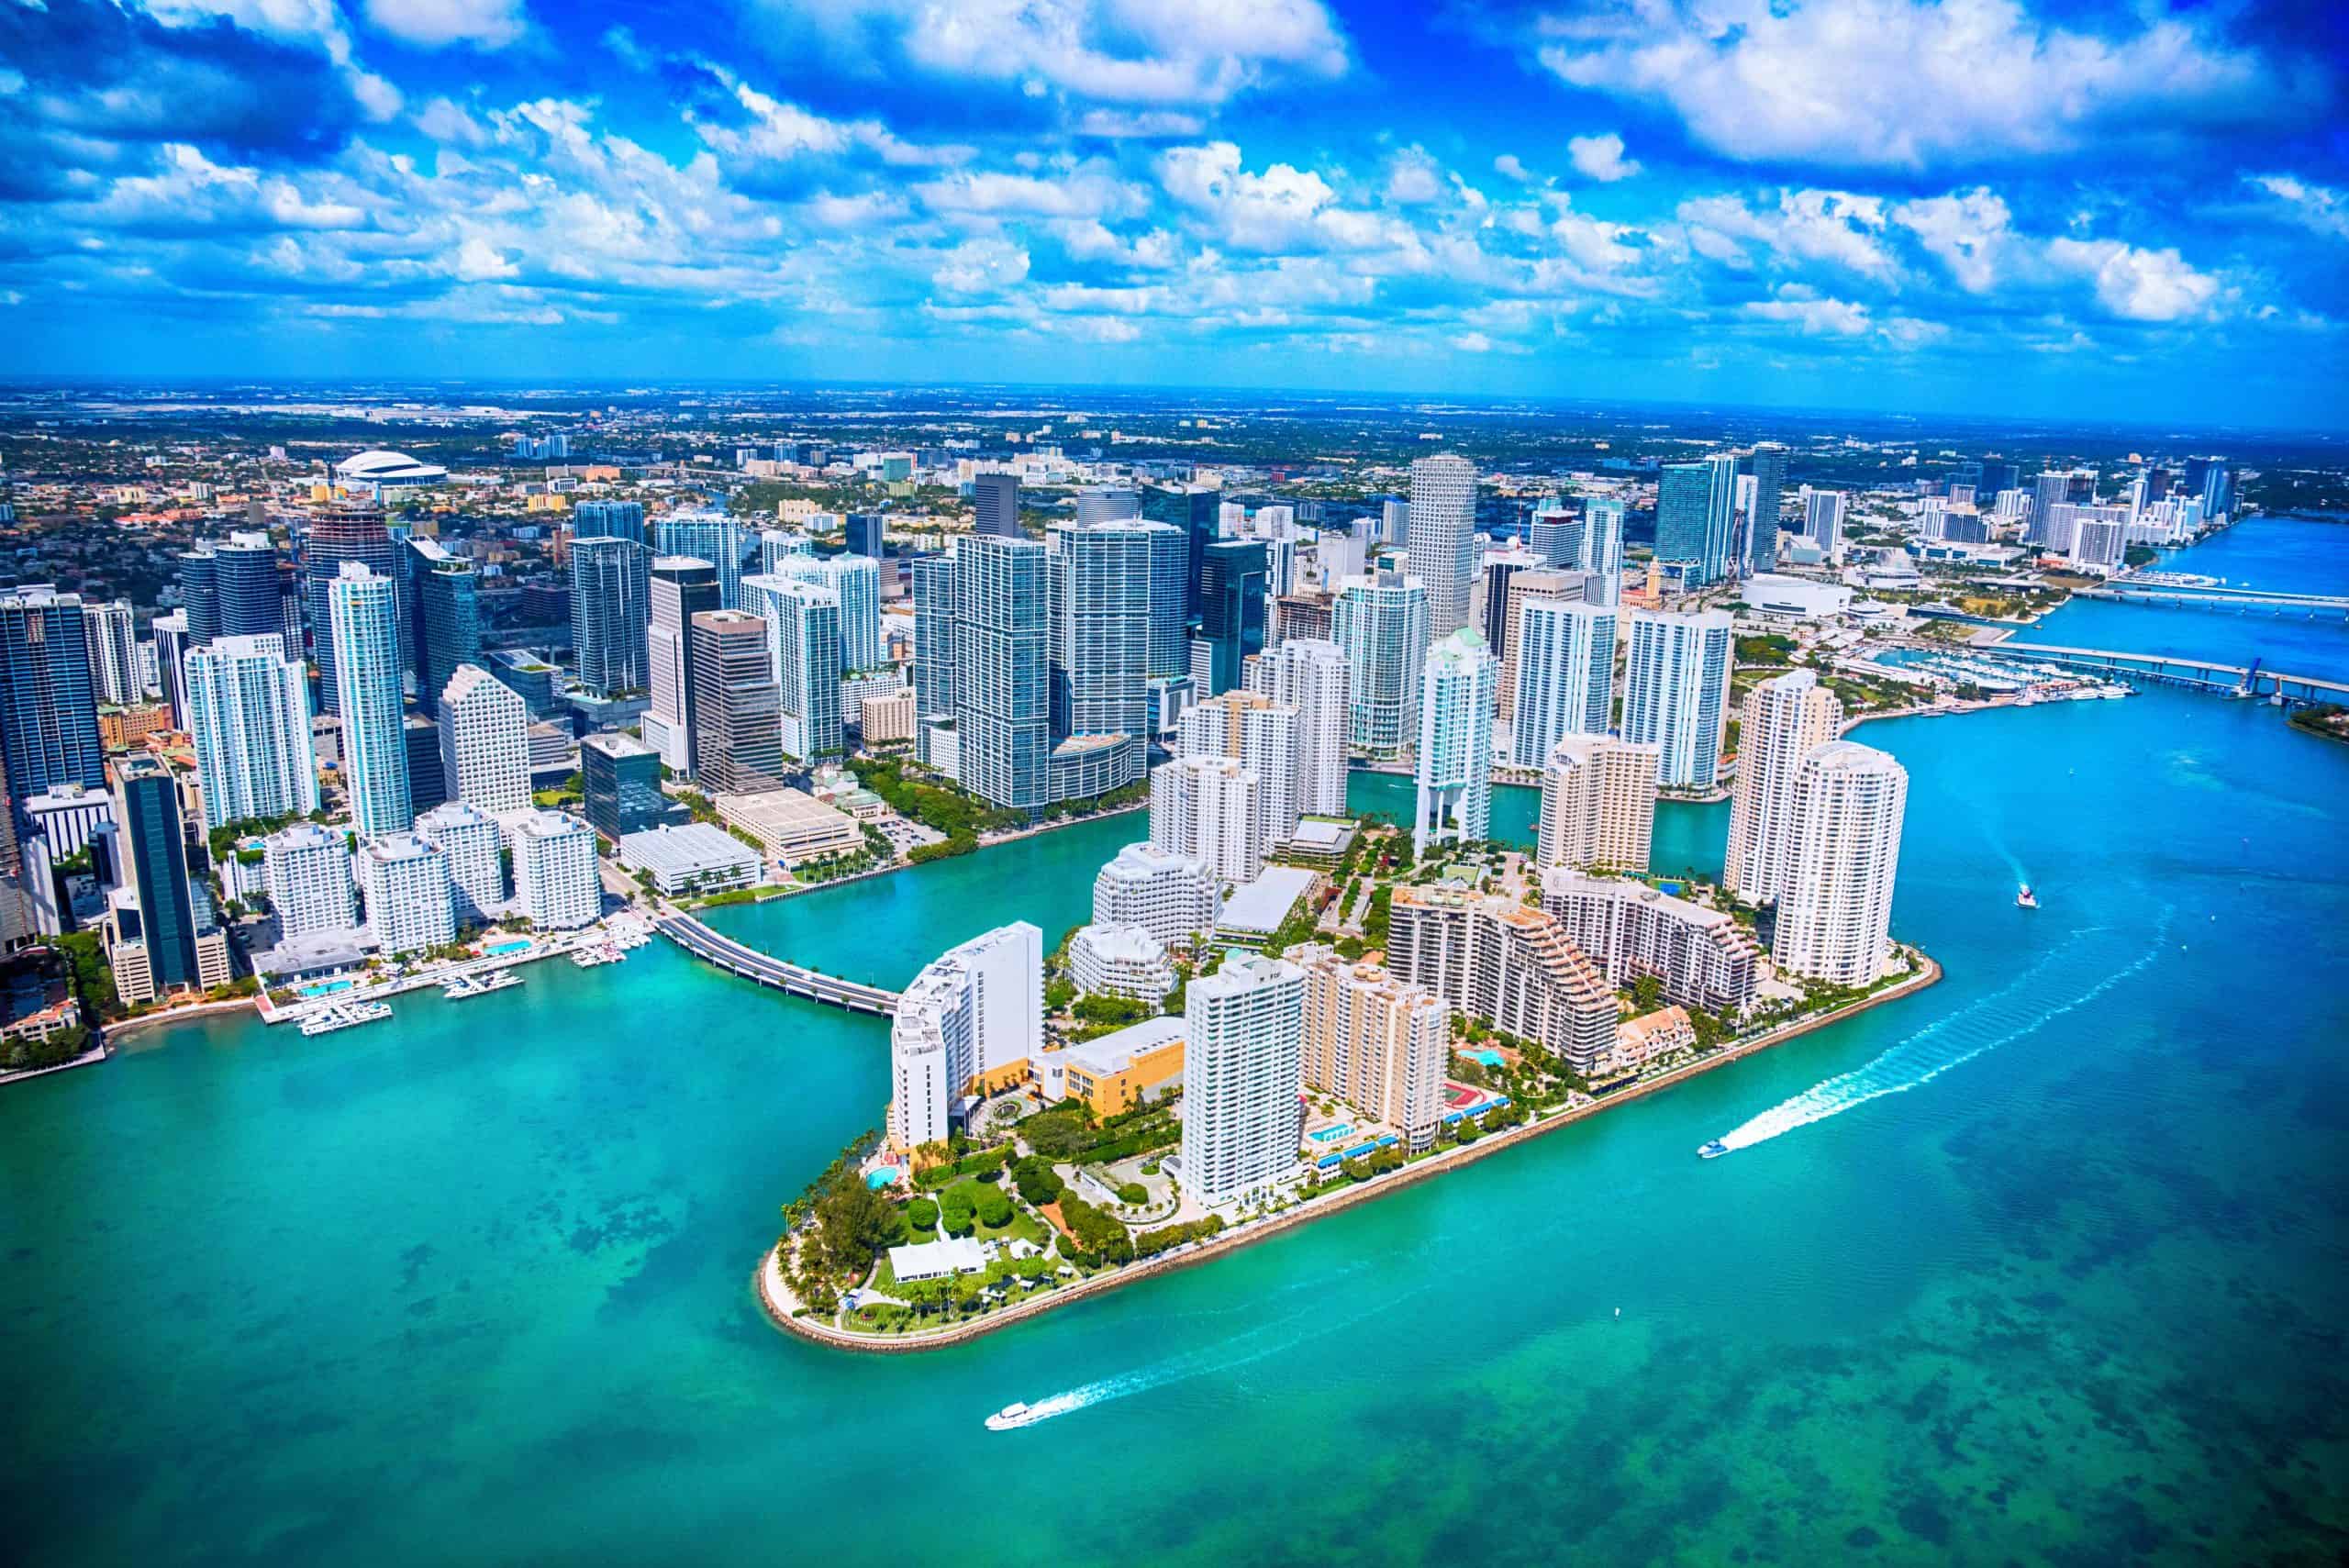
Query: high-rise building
1132,519,1189,680
569,536,651,698
1253,639,1349,817
1093,840,1219,946
404,539,480,717
1141,482,1220,617
1179,951,1307,1207
1581,497,1626,606
1048,523,1153,748
179,548,221,646
742,574,843,764
83,599,142,707
774,552,883,673
909,553,958,720
437,663,531,817
1771,741,1908,985
1496,569,1583,721
1331,567,1428,760
1478,546,1544,653
1536,733,1658,872
1406,453,1476,637
1800,488,1847,560
1508,597,1613,768
328,563,412,837
655,510,751,608
0,586,106,806
888,922,1042,1149
1074,485,1141,525
182,634,318,831
206,531,282,643
845,512,885,560
358,833,454,955
509,810,600,929
1744,443,1788,577
1380,496,1408,547
105,754,228,1001
2199,458,2233,522
972,473,1022,540
646,555,720,773
580,731,667,841
304,503,400,716
1149,754,1261,884
1654,458,1738,585
1413,628,1496,860
1197,539,1267,697
1527,503,1582,573
151,613,192,730
1386,885,1617,1076
415,801,502,924
263,821,356,940
573,500,646,546
1622,609,1734,790
688,610,785,794
952,535,1050,817
1540,870,1760,1016
1291,945,1449,1150
1726,669,1845,904
1177,692,1298,853
402,714,447,814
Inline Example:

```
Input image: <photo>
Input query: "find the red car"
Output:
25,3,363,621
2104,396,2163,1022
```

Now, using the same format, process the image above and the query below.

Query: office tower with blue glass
574,500,647,547
0,586,106,807
570,535,651,699
1744,443,1787,577
404,537,480,717
743,575,844,764
329,562,413,837
1142,482,1221,617
1197,539,1267,698
305,503,401,716
973,473,1021,539
656,510,751,608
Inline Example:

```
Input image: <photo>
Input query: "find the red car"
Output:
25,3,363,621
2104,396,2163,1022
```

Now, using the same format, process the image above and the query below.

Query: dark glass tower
1197,539,1267,698
304,504,400,716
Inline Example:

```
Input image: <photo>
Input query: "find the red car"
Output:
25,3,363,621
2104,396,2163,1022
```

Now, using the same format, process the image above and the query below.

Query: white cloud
2045,238,2219,322
1566,133,1639,183
1493,154,1533,183
2246,174,2349,240
1892,187,2011,292
1386,148,1442,205
1744,287,1875,336
1530,0,2273,169
1678,189,1897,282
415,97,490,149
932,237,1030,294
1453,330,1493,352
452,235,518,280
362,0,527,50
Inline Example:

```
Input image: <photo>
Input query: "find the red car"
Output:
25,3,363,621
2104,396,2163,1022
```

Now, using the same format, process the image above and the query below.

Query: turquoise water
2027,515,2349,681
296,979,354,998
6,639,2347,1562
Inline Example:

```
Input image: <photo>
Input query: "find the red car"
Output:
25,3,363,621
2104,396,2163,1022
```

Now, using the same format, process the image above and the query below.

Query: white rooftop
1216,865,1318,936
887,1236,987,1283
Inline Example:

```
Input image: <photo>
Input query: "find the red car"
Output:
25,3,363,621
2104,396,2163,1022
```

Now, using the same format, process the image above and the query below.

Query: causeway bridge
1994,643,2349,706
653,913,900,1016
2081,583,2349,616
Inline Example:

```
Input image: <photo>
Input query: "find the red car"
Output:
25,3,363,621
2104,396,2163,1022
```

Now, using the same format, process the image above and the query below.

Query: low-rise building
1067,922,1176,1001
859,686,918,743
716,787,864,865
619,822,763,896
1214,865,1319,948
1038,1013,1186,1117
1614,1006,1694,1074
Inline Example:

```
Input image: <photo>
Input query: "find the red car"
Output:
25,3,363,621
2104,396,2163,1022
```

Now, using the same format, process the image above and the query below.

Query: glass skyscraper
1406,453,1476,638
657,510,752,608
1198,539,1267,698
1141,483,1220,617
911,554,957,720
329,563,413,837
215,531,284,640
1623,608,1735,789
952,535,1050,817
305,503,400,717
573,500,647,547
405,538,480,716
570,536,651,698
774,552,883,673
0,586,106,806
1331,567,1428,760
742,574,843,764
1048,523,1152,747
1745,443,1788,578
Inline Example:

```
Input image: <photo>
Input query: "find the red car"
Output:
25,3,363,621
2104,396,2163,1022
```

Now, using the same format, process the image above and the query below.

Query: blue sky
3,0,2345,427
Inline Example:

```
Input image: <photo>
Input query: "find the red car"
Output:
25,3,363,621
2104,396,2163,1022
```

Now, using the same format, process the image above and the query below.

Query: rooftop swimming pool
484,940,532,956
1307,1124,1355,1144
296,980,355,998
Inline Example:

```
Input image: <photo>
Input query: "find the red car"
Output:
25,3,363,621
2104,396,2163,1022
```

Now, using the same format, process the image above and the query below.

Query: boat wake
1704,914,2171,1159
990,1265,1431,1430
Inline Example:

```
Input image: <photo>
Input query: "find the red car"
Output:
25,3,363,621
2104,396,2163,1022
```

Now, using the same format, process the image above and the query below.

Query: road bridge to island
652,913,900,1016
1994,643,2349,706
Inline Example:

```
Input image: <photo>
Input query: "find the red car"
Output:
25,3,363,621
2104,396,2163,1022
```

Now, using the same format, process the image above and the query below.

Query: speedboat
2016,884,2039,909
984,1401,1032,1431
1697,1140,1727,1160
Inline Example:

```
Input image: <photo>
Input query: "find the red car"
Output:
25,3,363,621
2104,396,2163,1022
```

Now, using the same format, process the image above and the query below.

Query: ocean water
2026,515,2349,681
6,647,2347,1562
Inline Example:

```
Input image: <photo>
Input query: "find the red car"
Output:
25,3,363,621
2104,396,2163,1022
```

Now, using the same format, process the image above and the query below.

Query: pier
1992,643,2349,705
652,913,900,1016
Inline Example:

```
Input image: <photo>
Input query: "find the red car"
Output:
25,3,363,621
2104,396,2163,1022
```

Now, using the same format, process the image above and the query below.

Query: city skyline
2,1,2343,427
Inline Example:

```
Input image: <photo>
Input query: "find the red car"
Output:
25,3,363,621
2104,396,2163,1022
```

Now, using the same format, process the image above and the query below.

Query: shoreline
754,951,1943,1355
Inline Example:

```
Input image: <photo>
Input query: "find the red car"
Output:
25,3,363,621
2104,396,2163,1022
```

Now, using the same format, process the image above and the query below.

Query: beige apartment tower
1537,733,1659,873
1725,668,1843,903
1291,945,1450,1150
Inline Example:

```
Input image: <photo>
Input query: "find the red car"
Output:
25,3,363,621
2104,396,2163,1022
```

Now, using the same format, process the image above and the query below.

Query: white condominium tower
1622,609,1734,791
1508,597,1616,769
1581,498,1626,606
646,556,720,773
1179,952,1307,1207
1406,453,1477,638
1092,841,1219,947
1413,628,1496,861
1290,945,1449,1151
329,562,412,837
888,923,1044,1150
262,822,355,940
1149,755,1262,884
416,801,503,923
1725,669,1844,904
1537,734,1658,873
359,832,453,956
1249,639,1349,817
83,598,141,706
183,633,318,831
1772,741,1908,985
742,574,844,763
509,810,599,929
1331,567,1428,760
1177,691,1298,852
438,663,531,817
773,552,883,673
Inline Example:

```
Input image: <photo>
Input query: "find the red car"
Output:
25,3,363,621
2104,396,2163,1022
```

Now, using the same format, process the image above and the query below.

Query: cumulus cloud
362,0,527,50
2046,237,2220,321
2246,174,2349,240
1892,187,2011,292
1493,153,1534,183
1678,189,1898,282
1529,0,2282,170
1566,133,1638,183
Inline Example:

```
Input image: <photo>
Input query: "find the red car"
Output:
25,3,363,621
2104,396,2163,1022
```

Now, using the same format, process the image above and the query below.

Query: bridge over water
652,913,900,1016
1994,643,2349,706
2082,583,2349,616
